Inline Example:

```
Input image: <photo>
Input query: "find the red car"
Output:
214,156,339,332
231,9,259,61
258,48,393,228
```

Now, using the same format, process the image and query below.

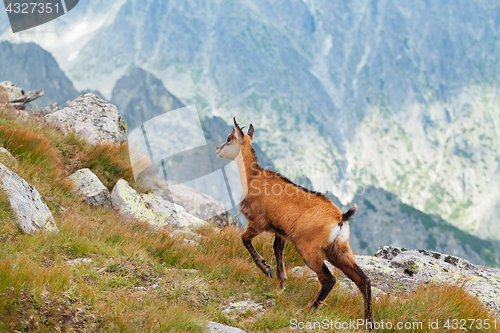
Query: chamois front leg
242,226,274,279
273,235,287,287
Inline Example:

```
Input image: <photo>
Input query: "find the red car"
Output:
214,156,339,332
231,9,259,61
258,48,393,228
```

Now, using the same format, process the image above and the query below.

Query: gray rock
0,81,23,103
38,102,61,116
45,93,127,145
205,321,246,333
66,258,92,265
222,301,264,314
146,178,227,223
0,162,58,234
0,81,44,109
290,246,500,316
66,168,111,207
111,179,208,230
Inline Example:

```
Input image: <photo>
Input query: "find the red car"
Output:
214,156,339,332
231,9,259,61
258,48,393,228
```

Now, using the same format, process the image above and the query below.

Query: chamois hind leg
273,235,287,288
326,243,374,325
242,224,274,278
296,246,336,311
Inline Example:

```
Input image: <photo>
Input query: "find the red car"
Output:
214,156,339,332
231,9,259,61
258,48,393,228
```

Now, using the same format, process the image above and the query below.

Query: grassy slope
0,105,497,332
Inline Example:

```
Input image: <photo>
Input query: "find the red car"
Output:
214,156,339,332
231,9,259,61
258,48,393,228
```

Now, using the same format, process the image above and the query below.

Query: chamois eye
227,137,231,142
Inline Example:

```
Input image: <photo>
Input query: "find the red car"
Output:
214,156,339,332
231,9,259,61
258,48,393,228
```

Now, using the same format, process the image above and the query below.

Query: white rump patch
328,222,350,244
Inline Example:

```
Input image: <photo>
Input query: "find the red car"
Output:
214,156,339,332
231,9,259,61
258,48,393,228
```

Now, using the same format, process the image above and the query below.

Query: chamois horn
233,117,244,140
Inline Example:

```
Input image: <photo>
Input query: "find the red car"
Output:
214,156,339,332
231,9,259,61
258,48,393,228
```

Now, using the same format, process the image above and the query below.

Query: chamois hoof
264,265,274,279
365,318,375,330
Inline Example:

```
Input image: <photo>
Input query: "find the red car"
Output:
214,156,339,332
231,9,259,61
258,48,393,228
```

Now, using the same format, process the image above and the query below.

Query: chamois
216,118,374,325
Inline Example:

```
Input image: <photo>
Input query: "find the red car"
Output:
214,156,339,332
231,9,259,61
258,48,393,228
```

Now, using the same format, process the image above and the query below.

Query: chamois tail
342,204,357,221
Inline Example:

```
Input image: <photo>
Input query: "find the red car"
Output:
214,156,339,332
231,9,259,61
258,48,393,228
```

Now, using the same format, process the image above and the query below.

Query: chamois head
216,117,254,160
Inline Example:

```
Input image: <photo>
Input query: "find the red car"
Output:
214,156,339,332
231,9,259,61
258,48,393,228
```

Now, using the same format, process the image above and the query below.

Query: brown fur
216,118,373,325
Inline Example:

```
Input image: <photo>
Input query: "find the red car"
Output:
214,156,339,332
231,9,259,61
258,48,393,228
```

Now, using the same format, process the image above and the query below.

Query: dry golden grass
81,142,135,190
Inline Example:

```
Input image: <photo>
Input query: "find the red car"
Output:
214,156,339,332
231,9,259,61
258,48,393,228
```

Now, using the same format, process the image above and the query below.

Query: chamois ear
233,117,244,141
248,124,254,141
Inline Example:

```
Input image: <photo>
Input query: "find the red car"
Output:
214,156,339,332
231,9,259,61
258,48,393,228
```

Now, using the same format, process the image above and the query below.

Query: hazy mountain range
0,41,78,106
1,0,499,243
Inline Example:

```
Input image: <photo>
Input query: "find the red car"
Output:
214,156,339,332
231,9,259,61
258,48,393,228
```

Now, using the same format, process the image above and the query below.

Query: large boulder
111,179,208,230
289,246,500,316
45,93,127,145
66,168,111,207
0,163,58,234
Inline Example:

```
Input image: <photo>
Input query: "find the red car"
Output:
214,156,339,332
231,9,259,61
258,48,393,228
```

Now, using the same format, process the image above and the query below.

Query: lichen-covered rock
143,177,228,224
205,321,246,333
289,246,500,316
0,163,58,234
38,102,61,116
45,93,126,145
111,179,208,230
66,168,111,207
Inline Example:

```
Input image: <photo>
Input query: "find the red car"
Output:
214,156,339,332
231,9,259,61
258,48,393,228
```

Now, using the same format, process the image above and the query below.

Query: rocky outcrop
0,81,44,110
111,179,208,230
45,93,127,145
290,246,500,316
0,163,58,234
66,168,111,207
